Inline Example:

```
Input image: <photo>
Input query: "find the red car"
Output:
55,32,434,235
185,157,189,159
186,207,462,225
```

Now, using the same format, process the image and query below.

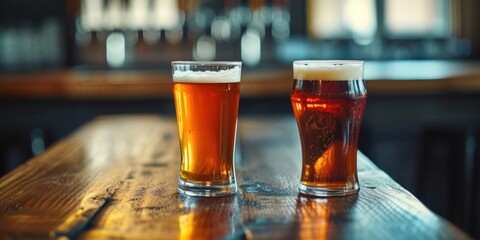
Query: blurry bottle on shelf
0,19,64,72
2,0,475,73
73,0,291,69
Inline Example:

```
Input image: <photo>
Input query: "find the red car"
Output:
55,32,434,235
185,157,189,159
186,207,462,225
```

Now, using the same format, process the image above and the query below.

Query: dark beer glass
291,61,366,197
172,61,241,197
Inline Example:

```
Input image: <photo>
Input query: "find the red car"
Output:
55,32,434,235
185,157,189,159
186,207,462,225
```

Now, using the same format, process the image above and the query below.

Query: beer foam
294,61,363,81
173,66,241,83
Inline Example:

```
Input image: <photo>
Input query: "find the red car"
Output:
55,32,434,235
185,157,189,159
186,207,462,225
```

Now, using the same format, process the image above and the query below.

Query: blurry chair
417,125,479,238
417,126,466,225
0,127,51,176
472,129,480,238
0,129,31,176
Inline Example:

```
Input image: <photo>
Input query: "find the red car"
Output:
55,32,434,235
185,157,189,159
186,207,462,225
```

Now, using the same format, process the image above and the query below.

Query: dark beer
291,61,366,196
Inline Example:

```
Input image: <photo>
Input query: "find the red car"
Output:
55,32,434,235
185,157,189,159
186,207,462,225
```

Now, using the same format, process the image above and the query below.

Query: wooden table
0,115,471,239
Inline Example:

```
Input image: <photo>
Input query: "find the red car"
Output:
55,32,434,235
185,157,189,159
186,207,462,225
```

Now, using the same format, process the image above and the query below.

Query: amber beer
172,61,241,197
291,61,366,197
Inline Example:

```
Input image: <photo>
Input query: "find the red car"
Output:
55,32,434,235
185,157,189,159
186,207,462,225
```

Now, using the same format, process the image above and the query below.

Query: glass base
177,178,237,197
298,183,359,197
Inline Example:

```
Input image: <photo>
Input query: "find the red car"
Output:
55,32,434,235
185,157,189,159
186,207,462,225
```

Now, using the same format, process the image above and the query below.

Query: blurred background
0,0,479,237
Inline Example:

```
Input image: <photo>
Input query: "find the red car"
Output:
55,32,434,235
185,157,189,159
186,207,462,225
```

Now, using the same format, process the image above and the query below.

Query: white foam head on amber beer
293,61,363,81
173,66,241,83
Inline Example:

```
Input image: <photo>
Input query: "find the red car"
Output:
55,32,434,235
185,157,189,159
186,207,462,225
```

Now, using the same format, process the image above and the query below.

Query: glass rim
293,60,364,66
171,61,242,66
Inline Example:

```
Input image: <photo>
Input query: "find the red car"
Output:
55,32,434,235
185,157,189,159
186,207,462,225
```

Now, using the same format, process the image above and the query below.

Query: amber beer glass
291,61,366,197
172,61,241,197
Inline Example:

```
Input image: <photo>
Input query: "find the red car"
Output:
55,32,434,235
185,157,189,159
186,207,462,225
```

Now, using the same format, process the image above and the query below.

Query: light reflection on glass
306,103,327,109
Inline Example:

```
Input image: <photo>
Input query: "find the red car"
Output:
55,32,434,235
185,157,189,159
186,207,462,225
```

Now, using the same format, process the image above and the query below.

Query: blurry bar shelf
1,60,480,99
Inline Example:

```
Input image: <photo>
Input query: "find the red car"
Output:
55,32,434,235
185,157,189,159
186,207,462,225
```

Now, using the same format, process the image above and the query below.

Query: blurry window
307,0,377,45
308,0,451,40
385,0,451,38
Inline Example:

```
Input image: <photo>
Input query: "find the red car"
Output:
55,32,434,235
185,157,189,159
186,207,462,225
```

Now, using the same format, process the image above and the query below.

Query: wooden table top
0,115,471,239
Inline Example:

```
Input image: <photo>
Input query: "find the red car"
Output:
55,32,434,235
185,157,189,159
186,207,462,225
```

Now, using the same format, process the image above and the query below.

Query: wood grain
0,115,471,239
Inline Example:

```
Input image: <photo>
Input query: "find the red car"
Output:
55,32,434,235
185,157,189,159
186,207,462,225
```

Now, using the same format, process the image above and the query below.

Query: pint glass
172,61,241,197
291,61,366,197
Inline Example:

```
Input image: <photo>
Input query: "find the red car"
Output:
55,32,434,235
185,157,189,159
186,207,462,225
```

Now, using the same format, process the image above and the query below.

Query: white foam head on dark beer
173,66,241,83
294,61,363,81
